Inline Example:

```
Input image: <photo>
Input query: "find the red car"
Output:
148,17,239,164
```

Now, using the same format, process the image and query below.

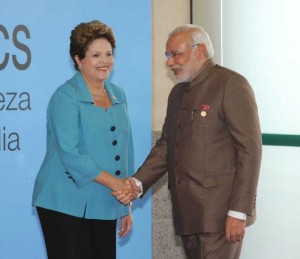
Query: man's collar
190,59,216,86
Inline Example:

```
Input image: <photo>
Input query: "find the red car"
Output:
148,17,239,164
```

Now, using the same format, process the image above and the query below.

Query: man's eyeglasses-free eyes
164,43,199,60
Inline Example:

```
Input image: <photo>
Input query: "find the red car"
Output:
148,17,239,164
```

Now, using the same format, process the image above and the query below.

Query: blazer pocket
201,176,218,188
201,172,235,188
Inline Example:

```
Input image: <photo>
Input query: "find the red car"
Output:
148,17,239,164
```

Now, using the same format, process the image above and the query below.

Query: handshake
112,177,142,205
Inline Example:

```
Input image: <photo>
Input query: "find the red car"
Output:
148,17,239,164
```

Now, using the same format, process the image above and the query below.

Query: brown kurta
134,60,262,235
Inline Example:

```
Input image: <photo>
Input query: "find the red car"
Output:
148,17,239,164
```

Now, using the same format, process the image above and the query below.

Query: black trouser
37,207,116,259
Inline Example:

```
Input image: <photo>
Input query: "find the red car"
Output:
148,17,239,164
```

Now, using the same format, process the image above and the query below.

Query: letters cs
0,24,31,70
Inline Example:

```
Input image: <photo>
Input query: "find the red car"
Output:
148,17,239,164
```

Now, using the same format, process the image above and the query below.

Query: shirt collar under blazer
67,72,124,105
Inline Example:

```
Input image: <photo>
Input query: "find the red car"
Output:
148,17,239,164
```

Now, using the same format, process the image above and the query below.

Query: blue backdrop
0,1,152,258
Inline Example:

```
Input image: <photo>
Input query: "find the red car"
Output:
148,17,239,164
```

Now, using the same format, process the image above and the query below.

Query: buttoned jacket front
32,72,134,219
134,60,262,235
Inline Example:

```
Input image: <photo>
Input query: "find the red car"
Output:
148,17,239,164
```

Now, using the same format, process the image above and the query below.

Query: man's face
165,32,200,83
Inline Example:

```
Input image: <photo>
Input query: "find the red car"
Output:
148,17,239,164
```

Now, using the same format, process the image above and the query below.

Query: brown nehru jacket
134,60,262,236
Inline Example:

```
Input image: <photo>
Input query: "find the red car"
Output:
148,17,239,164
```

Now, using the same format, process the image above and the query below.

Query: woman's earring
78,64,82,69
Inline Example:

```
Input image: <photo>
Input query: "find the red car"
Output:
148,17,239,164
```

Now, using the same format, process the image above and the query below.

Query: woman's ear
74,55,80,66
74,55,83,69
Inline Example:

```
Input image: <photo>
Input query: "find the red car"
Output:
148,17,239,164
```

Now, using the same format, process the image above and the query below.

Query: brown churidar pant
181,232,243,259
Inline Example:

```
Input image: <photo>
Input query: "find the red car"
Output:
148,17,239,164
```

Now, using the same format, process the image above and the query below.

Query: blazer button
115,155,120,161
115,170,121,176
110,126,116,131
177,123,182,128
112,140,118,145
177,179,181,184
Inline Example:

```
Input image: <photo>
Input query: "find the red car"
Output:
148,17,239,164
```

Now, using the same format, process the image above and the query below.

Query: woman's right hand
94,171,139,204
112,178,141,204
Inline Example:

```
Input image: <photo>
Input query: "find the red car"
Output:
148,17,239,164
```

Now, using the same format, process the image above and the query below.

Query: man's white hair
168,24,214,59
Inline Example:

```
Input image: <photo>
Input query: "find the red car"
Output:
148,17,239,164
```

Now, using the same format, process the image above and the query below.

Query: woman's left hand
118,215,132,238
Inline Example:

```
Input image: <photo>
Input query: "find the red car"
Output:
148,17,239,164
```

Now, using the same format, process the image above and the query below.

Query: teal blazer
32,72,134,219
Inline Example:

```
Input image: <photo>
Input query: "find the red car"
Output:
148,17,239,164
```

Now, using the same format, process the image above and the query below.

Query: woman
32,20,135,259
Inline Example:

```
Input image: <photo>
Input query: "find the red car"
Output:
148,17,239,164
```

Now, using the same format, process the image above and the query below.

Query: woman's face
75,38,114,85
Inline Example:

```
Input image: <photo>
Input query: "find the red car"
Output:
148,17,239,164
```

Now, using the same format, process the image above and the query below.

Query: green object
262,133,300,147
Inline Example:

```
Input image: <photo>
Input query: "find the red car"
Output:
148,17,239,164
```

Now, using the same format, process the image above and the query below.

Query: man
115,24,262,259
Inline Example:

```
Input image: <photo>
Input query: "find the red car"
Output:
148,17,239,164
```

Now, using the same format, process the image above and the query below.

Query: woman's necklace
91,87,106,97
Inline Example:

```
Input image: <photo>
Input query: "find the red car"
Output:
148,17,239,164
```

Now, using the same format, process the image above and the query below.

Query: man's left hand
226,216,246,243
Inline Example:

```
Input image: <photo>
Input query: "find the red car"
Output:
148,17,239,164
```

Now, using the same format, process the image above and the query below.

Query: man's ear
196,43,208,59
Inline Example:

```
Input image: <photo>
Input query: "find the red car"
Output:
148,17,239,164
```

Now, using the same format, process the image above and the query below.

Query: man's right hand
112,178,141,205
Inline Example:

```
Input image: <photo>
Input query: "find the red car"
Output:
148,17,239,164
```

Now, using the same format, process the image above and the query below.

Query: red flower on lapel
198,104,210,117
199,104,210,111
